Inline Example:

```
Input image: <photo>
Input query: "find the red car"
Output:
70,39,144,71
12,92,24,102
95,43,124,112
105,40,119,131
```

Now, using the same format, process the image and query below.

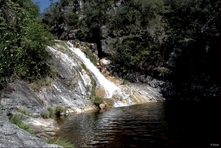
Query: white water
46,45,93,106
66,42,134,106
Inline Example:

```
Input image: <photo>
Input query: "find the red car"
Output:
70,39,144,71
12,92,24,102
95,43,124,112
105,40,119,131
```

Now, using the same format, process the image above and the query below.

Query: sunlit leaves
0,0,54,88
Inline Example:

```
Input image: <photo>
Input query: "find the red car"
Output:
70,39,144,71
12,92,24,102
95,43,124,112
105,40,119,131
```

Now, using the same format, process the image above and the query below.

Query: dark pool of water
57,100,220,148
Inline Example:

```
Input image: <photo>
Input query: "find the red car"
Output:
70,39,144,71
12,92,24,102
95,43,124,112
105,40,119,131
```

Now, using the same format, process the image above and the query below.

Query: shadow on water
56,100,220,148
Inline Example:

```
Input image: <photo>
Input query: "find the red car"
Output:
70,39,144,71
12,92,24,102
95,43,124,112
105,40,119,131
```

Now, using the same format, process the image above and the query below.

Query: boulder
99,103,106,110
101,37,116,54
101,25,109,38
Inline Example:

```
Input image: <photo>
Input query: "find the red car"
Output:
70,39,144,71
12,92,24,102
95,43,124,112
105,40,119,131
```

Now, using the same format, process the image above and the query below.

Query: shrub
43,106,67,118
93,97,104,106
67,80,76,89
17,106,28,115
121,79,129,85
81,64,87,71
0,0,55,89
55,106,67,117
47,107,55,118
40,111,50,119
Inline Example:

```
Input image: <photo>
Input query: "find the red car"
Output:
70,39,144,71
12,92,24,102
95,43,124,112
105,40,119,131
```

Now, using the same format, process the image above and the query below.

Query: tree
0,0,54,89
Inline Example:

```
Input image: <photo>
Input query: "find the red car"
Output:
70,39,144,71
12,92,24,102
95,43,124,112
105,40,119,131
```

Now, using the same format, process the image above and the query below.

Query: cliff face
1,41,96,117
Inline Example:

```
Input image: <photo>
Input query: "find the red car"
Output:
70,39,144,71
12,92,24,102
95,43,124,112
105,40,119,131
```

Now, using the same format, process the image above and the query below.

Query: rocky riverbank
0,108,62,147
0,41,165,147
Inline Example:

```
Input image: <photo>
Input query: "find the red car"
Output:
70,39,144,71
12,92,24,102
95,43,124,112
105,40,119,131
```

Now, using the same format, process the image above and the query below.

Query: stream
56,100,220,147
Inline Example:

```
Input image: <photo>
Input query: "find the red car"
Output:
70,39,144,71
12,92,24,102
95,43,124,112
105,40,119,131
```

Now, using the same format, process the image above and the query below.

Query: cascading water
66,42,134,107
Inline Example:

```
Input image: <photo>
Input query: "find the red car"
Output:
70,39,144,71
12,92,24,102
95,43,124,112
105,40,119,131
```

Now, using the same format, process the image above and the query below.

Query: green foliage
89,75,96,100
81,64,87,71
93,97,104,106
66,80,76,89
29,76,53,91
66,12,79,26
55,106,67,117
121,79,129,85
163,0,220,81
110,35,151,74
41,106,67,118
42,0,79,39
42,0,220,98
47,107,55,118
9,114,33,134
48,137,74,148
17,106,32,116
0,0,54,89
40,111,50,119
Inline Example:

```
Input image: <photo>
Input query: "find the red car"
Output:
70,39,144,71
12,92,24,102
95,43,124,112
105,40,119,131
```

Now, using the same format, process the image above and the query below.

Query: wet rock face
0,110,61,148
0,44,95,117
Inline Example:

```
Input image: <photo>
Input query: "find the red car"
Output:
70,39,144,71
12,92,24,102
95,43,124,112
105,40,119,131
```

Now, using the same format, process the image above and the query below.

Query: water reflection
57,101,220,147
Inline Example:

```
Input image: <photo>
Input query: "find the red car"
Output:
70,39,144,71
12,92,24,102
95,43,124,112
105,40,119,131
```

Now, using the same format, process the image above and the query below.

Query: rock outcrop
0,110,61,148
24,118,60,140
0,41,98,143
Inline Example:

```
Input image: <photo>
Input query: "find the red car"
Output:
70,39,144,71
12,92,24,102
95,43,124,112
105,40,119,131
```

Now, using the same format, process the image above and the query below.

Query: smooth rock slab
0,113,62,148
24,118,60,140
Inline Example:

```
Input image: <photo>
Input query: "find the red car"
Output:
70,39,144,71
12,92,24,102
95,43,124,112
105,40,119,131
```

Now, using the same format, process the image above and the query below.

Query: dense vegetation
0,0,54,89
0,0,220,99
42,0,220,99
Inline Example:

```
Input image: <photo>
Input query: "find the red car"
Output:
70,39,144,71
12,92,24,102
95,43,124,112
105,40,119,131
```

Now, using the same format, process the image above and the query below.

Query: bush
93,97,104,106
17,106,28,115
0,0,54,89
47,107,55,118
48,137,74,148
30,76,53,91
41,107,67,118
55,106,67,117
40,111,50,119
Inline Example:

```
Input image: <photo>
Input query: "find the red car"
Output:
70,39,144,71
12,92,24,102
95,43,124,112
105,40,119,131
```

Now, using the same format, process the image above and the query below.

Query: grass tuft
93,97,104,106
9,114,33,134
55,106,67,117
40,111,50,119
48,107,55,118
48,137,74,148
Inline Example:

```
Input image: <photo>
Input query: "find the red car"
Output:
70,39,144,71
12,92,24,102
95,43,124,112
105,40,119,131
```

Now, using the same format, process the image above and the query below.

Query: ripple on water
57,101,220,148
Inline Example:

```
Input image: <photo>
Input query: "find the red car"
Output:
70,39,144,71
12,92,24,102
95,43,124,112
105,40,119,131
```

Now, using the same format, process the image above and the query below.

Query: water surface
57,101,220,147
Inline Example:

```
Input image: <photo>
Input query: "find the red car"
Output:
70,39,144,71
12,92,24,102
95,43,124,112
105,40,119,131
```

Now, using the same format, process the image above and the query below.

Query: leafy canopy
0,0,54,89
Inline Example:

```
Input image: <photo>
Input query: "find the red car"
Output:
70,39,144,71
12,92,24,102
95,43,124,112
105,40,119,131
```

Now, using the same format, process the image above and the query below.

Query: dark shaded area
57,101,220,147
42,0,221,100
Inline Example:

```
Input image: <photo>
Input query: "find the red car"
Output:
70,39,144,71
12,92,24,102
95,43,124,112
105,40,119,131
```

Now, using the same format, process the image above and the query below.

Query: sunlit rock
24,118,60,140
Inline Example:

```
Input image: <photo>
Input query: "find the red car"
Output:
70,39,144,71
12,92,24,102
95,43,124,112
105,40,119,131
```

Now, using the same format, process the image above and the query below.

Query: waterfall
66,42,134,107
47,41,163,108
